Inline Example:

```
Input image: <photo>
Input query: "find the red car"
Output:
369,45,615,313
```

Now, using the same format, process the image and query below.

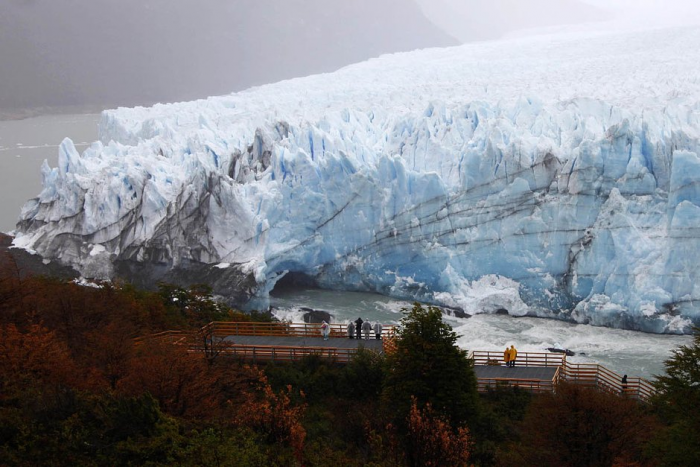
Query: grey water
0,112,101,233
270,287,692,381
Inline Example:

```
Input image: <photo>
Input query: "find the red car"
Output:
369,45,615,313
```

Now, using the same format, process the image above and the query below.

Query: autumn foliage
405,397,473,467
0,254,689,466
497,382,660,467
0,323,78,395
0,255,306,465
235,372,307,461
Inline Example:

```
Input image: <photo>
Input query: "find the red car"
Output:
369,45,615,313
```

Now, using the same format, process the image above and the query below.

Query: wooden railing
470,349,655,402
134,330,190,346
382,327,398,355
562,361,655,401
188,321,397,363
190,342,358,363
478,376,558,393
136,329,656,401
470,350,566,368
202,321,396,340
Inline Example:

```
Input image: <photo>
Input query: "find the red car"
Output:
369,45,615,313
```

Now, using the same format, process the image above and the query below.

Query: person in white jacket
320,320,330,340
362,320,372,340
374,322,383,340
346,321,355,339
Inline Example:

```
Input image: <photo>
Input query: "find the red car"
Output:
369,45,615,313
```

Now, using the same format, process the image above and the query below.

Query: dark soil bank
0,233,79,280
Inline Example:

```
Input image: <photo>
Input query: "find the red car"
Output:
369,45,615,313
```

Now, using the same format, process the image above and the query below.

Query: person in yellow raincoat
509,345,518,367
503,346,511,367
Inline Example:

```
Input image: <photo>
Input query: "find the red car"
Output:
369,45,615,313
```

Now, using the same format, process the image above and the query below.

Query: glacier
13,25,700,334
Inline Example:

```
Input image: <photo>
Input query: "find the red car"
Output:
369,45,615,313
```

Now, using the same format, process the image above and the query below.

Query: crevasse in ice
14,25,700,333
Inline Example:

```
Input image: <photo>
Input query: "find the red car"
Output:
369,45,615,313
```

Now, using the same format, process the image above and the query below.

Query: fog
415,0,602,43
0,0,456,113
1,0,699,113
1,0,612,114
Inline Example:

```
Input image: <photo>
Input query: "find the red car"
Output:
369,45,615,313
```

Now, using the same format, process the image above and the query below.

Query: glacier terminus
14,25,700,334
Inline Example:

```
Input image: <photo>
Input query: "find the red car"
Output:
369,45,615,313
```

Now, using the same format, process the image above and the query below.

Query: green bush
382,303,480,428
649,327,700,466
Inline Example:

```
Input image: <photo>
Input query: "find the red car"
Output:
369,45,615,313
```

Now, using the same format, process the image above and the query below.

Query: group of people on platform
503,345,518,367
319,318,384,340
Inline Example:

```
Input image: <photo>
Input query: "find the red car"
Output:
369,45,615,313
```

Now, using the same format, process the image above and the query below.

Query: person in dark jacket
355,317,364,340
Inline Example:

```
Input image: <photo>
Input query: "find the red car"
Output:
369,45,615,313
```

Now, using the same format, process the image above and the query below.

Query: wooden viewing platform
138,322,655,401
213,335,384,363
202,321,396,340
135,321,398,364
471,350,564,394
471,350,655,401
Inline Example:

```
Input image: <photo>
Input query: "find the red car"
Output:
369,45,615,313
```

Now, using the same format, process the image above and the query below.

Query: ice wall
14,25,700,333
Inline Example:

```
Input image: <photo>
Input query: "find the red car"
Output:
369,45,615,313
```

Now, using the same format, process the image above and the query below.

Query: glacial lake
0,112,101,233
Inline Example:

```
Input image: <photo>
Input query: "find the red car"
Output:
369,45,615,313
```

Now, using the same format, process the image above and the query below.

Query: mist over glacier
14,25,700,334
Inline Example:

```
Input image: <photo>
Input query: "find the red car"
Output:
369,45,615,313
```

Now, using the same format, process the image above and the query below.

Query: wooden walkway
222,335,384,351
471,351,564,393
470,350,655,400
474,365,559,380
185,321,398,363
138,322,655,401
473,365,560,393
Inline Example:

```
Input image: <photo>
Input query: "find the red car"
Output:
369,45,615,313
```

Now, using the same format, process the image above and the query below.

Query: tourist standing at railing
355,317,364,340
362,320,372,340
320,321,330,341
374,322,383,339
509,345,518,367
503,346,511,367
347,321,355,339
621,374,628,395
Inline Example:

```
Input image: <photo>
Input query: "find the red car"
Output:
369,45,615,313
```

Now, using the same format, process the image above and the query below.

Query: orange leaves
0,256,309,463
0,323,78,396
119,340,217,418
507,383,660,467
368,397,474,466
234,372,307,462
83,319,137,390
405,397,473,467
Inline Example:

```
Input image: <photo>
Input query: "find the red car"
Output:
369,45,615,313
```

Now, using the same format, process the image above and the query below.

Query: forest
1,251,699,467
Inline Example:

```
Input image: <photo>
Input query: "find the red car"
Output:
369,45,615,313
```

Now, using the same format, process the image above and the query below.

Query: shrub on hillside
648,327,700,466
382,303,479,428
499,382,660,467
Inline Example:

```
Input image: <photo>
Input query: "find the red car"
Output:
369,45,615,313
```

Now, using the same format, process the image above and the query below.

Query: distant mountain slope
0,0,456,111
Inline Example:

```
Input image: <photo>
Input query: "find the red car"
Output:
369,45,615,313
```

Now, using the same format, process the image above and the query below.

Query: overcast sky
1,0,698,113
1,0,456,111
